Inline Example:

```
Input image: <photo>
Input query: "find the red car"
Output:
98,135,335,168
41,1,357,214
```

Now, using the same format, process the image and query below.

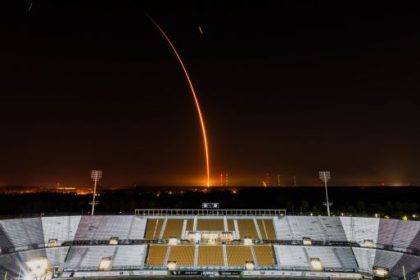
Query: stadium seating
167,245,195,266
196,219,224,231
144,219,164,240
146,245,168,267
237,219,259,239
0,214,419,280
198,245,224,266
227,219,235,231
185,219,194,232
340,217,379,245
352,247,375,273
391,254,420,279
162,219,184,239
257,219,276,240
275,216,347,242
274,245,310,269
410,231,420,251
0,253,20,276
226,245,253,267
65,246,116,270
46,247,70,268
112,245,147,268
253,245,275,267
42,216,81,246
377,219,400,247
0,217,44,249
390,220,420,250
374,250,403,269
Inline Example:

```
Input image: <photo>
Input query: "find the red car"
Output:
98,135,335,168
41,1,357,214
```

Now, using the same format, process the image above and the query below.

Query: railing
134,209,287,217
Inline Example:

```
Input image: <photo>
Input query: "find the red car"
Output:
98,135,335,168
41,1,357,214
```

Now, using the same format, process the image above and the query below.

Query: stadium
0,209,419,280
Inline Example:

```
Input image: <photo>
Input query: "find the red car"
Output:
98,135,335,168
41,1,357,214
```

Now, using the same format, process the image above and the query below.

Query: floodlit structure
0,210,419,279
319,171,332,216
90,170,102,216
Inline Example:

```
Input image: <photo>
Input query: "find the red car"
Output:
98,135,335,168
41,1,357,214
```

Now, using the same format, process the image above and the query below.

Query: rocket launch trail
146,14,211,187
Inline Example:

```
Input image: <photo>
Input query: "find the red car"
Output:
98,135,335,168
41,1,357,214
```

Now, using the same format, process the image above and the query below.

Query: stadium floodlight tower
90,170,102,216
319,171,332,216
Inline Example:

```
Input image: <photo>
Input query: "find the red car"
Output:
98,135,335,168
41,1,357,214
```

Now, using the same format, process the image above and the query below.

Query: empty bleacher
274,245,358,271
307,246,357,270
162,219,183,239
144,219,164,240
275,216,348,242
237,219,259,239
64,246,116,270
127,217,147,239
352,247,375,273
410,231,420,250
317,217,347,241
186,219,194,232
253,245,275,266
305,246,341,268
197,219,224,231
146,245,168,267
226,245,253,267
257,219,276,240
168,245,195,266
391,220,420,250
377,219,399,247
0,217,44,249
374,249,403,269
391,254,420,279
0,253,20,277
46,247,70,268
227,219,235,231
18,248,48,270
340,217,379,245
0,226,14,250
6,216,145,246
112,245,147,268
274,245,310,269
198,245,224,267
42,216,81,246
0,214,418,279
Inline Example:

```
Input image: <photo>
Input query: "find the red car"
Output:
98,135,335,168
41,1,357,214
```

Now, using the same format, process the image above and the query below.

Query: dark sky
1,1,420,187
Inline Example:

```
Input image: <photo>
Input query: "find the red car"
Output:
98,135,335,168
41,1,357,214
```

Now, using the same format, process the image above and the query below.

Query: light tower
319,171,332,216
90,170,102,216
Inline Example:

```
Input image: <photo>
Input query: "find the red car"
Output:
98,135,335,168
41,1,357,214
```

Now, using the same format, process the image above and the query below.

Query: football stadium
0,209,419,280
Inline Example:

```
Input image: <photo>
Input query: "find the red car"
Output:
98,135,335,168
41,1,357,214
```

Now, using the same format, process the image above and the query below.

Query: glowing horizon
146,14,211,187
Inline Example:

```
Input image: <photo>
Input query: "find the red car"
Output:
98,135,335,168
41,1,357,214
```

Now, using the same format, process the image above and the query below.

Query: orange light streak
147,15,211,187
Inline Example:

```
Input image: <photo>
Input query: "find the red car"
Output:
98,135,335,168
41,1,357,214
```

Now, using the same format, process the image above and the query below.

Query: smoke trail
146,14,211,187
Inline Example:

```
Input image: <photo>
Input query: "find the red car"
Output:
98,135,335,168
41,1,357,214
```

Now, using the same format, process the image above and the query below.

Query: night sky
1,1,420,187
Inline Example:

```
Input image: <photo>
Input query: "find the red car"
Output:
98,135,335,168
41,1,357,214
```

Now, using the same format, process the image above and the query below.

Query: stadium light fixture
167,261,177,271
168,238,179,245
99,257,112,271
373,267,389,278
90,170,102,216
245,261,255,271
303,237,312,246
109,237,119,245
319,171,332,216
310,258,323,271
362,239,375,248
47,239,58,247
26,258,48,278
243,238,253,245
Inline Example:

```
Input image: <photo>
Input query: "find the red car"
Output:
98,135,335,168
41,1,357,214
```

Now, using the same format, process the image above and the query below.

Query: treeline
0,187,418,219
